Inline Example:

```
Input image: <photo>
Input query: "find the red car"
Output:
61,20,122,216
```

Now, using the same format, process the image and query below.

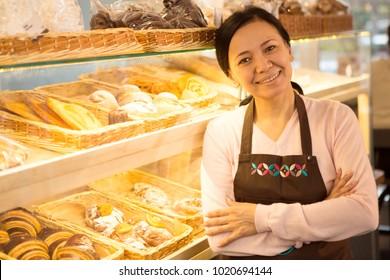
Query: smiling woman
200,5,379,260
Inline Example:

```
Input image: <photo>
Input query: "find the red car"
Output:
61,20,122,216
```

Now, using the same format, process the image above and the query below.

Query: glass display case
0,31,374,259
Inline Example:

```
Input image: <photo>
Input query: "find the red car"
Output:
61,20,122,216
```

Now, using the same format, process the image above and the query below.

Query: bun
154,92,179,101
117,89,153,106
88,90,119,111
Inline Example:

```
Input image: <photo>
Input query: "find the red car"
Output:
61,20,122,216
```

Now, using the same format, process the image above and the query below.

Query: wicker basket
279,14,323,39
79,67,218,110
321,15,353,35
89,169,204,234
134,27,216,52
35,79,193,133
35,79,123,102
0,28,143,66
0,90,144,153
34,191,193,260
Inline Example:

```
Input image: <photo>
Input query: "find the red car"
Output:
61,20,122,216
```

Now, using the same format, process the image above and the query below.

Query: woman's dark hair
215,5,291,76
388,25,390,48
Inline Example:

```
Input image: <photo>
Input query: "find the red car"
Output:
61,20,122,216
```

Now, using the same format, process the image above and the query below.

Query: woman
201,6,378,259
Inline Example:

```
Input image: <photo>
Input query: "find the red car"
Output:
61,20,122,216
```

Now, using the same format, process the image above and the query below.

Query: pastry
55,234,100,260
172,198,202,215
4,235,50,260
116,89,153,106
124,77,154,93
0,135,29,171
150,81,181,97
87,90,119,110
90,10,115,29
118,102,157,116
27,98,72,129
1,101,42,122
133,182,169,209
46,97,103,130
84,204,124,237
162,0,208,28
155,92,179,101
132,220,172,247
154,96,184,113
0,207,42,238
175,74,209,97
180,89,199,100
0,230,10,250
279,0,304,15
108,110,128,125
39,228,74,259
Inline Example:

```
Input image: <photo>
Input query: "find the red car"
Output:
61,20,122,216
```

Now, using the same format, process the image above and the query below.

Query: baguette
46,97,102,130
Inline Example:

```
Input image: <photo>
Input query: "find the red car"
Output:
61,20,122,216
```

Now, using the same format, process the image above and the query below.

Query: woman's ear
289,47,295,62
228,72,240,88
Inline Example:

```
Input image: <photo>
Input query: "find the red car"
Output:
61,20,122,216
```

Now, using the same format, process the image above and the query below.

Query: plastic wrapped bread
0,136,29,171
0,0,85,36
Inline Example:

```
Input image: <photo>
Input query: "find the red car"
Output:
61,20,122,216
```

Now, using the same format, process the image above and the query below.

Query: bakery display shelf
0,114,218,213
0,47,215,70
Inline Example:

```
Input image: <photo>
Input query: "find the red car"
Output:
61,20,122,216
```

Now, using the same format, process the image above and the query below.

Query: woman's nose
254,54,272,73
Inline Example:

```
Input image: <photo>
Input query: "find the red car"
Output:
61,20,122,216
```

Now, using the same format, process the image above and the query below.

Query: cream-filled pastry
84,204,124,237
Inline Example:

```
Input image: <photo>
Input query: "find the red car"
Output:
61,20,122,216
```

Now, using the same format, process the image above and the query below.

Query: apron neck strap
240,93,312,155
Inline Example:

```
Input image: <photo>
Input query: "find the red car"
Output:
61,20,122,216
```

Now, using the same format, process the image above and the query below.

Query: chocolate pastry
166,15,200,29
279,0,304,15
162,0,208,28
90,10,115,30
122,9,172,30
56,234,100,260
4,235,50,260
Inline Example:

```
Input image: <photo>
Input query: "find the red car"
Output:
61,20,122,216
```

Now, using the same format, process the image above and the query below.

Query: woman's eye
238,57,250,65
265,45,276,53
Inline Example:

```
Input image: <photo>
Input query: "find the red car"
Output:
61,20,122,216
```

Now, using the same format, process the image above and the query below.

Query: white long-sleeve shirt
201,95,379,256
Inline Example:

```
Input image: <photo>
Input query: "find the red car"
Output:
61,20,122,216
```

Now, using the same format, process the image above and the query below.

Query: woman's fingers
326,169,359,200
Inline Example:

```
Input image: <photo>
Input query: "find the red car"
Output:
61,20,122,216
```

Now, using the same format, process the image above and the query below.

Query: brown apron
224,93,353,260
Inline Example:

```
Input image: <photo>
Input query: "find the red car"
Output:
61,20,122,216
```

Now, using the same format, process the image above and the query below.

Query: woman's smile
255,70,281,85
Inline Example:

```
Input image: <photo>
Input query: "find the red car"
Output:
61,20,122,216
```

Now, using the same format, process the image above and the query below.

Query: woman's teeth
257,71,280,84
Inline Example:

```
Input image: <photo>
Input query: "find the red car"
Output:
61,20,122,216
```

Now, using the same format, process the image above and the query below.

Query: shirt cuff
254,204,271,233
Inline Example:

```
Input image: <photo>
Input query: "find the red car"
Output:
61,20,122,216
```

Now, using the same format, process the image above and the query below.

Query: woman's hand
204,198,257,247
326,169,358,200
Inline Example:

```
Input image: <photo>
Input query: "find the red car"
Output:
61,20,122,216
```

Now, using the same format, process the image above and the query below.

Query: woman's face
228,20,294,100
